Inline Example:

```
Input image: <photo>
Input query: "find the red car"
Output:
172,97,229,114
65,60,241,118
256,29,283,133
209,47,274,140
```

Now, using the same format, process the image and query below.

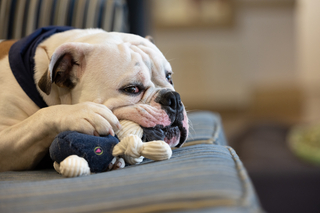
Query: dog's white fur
0,29,188,171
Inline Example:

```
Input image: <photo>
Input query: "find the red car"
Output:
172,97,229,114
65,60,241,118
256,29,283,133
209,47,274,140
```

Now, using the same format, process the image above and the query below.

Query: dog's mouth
113,96,189,147
141,119,188,147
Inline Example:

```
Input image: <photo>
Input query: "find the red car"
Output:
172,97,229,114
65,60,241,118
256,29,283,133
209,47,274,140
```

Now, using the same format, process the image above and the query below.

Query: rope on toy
112,134,172,164
54,155,91,178
114,120,144,164
116,120,143,141
114,120,172,164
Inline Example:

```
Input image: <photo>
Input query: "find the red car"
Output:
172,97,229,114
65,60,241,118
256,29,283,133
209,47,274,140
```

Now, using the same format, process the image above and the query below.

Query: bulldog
0,27,189,172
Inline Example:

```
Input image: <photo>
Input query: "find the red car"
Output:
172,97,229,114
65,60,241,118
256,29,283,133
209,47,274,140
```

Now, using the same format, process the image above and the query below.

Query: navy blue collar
9,26,74,108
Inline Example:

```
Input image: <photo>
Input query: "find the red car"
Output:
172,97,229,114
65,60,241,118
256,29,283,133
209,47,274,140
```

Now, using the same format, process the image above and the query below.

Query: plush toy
49,120,172,177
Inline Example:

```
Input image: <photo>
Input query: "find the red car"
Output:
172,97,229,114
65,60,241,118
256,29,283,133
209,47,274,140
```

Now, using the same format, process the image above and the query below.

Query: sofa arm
184,111,228,146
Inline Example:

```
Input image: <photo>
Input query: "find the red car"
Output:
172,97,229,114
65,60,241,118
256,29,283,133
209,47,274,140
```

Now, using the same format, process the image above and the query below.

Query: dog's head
37,30,188,147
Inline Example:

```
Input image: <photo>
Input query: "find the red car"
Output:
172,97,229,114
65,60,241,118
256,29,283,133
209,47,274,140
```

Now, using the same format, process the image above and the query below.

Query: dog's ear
38,68,51,95
145,35,154,44
38,43,89,95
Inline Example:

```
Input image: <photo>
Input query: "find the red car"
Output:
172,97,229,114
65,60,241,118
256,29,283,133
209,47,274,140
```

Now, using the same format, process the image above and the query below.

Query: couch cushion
184,111,228,146
0,144,262,213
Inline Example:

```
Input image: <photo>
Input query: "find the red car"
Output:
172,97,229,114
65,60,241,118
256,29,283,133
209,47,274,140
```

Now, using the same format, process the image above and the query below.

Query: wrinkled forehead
86,32,172,73
115,33,172,73
126,42,172,75
94,41,171,82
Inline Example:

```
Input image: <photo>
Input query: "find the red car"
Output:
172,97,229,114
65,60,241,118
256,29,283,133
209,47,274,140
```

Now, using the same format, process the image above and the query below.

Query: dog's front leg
0,102,120,171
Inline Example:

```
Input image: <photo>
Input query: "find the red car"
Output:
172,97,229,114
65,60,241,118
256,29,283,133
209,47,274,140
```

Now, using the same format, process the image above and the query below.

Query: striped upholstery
0,0,128,39
0,112,263,212
183,112,228,147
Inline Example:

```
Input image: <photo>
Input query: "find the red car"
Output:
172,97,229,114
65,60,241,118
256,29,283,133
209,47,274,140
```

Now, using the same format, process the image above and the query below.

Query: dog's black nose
158,91,183,112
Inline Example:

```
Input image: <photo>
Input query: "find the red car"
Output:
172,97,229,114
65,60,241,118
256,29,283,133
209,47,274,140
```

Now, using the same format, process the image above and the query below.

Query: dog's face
37,31,188,147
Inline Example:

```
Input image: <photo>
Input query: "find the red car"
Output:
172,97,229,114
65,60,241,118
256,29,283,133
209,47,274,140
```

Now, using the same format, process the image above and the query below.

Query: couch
0,1,263,212
0,111,263,212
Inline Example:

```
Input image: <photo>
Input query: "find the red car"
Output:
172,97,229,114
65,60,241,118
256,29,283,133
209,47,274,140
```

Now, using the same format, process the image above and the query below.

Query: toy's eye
166,72,173,85
123,86,140,94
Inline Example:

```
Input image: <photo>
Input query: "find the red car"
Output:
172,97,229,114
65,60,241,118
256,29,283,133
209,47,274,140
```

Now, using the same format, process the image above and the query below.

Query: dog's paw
54,102,121,136
108,157,125,171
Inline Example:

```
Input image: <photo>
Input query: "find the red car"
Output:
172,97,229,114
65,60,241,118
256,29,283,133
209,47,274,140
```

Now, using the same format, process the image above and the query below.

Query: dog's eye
123,86,140,94
166,73,173,85
120,83,145,96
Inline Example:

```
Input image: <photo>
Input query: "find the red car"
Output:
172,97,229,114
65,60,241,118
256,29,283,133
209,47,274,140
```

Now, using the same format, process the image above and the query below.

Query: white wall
151,2,296,110
296,0,320,88
296,0,320,122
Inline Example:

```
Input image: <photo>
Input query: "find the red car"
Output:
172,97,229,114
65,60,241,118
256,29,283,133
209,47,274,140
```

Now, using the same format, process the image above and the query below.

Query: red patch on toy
94,147,103,155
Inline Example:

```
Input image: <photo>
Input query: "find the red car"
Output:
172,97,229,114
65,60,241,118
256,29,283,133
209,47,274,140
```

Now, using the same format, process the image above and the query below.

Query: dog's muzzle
158,90,184,124
142,90,188,147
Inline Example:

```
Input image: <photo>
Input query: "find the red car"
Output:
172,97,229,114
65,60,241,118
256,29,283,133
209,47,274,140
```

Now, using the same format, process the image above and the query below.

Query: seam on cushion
227,146,263,212
210,113,222,145
212,120,221,145
181,140,214,147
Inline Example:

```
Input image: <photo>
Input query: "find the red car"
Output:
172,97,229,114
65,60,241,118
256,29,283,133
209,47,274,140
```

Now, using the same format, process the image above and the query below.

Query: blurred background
1,0,320,212
149,0,320,212
149,0,319,130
